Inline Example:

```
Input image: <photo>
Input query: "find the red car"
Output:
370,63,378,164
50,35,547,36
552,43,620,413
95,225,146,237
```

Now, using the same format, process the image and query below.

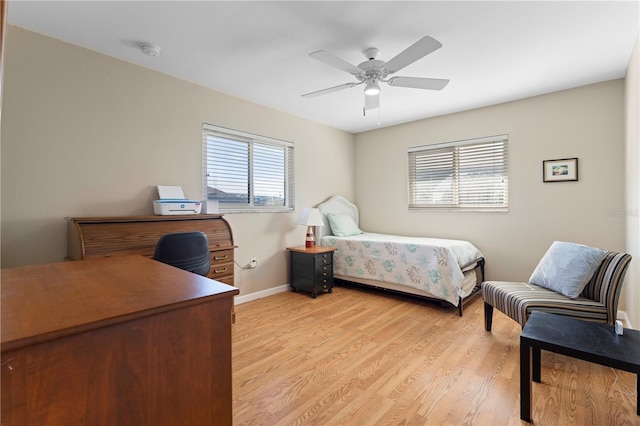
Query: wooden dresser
1,256,238,425
67,214,235,285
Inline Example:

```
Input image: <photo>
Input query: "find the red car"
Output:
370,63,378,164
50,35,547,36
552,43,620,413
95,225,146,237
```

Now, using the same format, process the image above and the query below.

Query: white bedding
321,232,484,306
315,195,485,307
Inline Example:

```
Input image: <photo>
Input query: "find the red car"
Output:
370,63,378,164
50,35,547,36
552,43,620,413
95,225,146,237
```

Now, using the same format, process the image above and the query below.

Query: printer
153,185,202,215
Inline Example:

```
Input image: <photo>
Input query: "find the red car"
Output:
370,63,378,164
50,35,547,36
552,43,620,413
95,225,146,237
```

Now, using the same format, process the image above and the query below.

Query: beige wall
2,26,636,319
0,26,355,296
355,80,626,290
624,38,639,328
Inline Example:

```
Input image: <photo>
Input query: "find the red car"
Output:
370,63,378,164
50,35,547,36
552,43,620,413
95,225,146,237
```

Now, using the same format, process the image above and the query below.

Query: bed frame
334,258,485,316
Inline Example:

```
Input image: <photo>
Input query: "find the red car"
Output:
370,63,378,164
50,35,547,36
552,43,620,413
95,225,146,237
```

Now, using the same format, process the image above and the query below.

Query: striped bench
482,251,632,331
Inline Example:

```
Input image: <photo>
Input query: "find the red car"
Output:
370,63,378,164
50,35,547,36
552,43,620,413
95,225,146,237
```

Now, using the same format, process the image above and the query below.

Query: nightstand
286,246,337,298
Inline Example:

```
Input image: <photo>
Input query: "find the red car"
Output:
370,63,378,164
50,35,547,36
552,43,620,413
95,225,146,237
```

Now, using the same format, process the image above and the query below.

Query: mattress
321,232,484,306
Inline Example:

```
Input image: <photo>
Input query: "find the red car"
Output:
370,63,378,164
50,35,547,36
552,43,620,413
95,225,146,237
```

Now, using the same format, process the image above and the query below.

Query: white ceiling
7,1,640,134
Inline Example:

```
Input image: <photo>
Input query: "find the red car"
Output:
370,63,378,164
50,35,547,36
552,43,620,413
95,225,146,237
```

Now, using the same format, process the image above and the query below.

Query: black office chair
152,231,211,277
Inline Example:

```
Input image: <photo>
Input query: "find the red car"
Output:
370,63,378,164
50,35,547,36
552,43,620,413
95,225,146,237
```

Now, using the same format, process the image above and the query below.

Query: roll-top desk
67,214,236,285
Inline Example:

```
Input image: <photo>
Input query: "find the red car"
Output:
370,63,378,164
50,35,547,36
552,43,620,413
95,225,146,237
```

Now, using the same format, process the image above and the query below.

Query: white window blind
408,135,508,211
203,124,294,212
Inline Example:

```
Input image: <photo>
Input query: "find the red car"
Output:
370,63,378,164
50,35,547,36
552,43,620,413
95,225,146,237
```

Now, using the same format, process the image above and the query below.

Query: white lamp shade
296,208,324,227
365,79,380,96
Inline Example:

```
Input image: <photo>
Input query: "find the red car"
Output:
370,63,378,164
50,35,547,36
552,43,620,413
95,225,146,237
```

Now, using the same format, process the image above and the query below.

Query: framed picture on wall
543,158,578,182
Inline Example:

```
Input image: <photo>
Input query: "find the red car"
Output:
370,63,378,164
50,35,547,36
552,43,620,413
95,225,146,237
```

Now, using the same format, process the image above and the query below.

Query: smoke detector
140,43,161,57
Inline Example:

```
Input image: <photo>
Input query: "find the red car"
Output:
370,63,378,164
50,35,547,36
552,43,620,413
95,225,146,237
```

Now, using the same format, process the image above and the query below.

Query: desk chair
152,231,211,277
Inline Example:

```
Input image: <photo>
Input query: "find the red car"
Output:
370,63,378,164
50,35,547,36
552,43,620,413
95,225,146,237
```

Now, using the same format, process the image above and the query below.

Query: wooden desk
1,256,239,425
67,214,236,285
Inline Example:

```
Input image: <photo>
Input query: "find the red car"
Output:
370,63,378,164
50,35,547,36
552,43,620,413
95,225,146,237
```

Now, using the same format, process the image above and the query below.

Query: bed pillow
528,241,607,299
327,213,363,237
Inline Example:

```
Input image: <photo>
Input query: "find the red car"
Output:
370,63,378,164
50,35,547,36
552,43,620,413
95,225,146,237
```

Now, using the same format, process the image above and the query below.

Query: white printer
153,185,202,215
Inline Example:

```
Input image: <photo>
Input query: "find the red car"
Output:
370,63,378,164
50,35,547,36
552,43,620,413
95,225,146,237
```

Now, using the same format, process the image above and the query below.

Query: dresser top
287,246,337,254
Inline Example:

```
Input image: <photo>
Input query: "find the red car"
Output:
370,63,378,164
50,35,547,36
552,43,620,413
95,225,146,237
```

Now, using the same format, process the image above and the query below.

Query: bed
317,195,485,315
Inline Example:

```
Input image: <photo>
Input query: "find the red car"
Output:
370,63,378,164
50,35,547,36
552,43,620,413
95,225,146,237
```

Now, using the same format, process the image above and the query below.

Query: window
203,124,294,212
408,135,508,211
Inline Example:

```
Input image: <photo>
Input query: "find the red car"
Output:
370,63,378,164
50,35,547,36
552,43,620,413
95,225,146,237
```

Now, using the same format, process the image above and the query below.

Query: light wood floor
232,284,638,425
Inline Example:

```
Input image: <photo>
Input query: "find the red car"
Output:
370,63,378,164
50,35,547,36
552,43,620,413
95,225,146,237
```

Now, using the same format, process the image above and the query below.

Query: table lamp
296,207,324,248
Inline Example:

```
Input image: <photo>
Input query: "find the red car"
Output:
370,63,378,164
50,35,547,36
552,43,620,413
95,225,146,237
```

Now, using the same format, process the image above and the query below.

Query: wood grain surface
66,214,236,285
2,256,239,425
232,285,638,425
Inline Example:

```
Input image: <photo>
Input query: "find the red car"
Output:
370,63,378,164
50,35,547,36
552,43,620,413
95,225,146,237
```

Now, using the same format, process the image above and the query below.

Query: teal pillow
327,213,363,237
529,241,607,299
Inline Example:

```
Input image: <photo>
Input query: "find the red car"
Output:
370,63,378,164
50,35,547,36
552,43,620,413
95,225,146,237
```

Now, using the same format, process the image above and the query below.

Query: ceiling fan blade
388,76,449,90
365,92,379,110
309,50,362,75
301,82,359,98
382,36,443,74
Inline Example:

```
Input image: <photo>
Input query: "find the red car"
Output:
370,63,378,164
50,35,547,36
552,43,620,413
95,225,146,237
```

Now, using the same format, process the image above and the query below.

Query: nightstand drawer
291,273,333,290
316,252,333,265
315,264,333,279
292,251,332,267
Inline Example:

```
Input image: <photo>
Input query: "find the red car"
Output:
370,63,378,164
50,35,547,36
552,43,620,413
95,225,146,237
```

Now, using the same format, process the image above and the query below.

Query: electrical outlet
249,258,258,269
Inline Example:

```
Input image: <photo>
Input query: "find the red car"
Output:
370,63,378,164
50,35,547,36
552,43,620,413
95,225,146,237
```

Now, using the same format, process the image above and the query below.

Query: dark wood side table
520,311,640,423
287,246,337,298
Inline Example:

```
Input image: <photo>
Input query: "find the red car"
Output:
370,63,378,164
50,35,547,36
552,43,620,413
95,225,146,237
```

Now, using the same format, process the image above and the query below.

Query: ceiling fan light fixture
364,80,380,96
304,36,448,111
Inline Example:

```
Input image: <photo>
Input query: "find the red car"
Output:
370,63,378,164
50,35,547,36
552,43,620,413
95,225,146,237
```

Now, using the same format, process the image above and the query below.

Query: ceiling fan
302,36,450,113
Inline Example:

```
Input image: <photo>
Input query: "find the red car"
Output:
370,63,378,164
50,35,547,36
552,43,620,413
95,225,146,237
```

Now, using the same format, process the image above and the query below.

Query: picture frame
543,158,578,182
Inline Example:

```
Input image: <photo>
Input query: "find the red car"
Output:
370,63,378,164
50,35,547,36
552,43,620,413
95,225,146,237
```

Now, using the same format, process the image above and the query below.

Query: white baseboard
617,310,633,328
234,284,289,305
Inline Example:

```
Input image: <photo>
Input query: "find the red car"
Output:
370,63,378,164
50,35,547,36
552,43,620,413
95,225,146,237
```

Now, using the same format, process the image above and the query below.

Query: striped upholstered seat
482,251,631,331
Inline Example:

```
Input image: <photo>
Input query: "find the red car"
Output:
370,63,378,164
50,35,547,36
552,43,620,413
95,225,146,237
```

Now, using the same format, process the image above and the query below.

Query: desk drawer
209,249,234,281
211,249,233,265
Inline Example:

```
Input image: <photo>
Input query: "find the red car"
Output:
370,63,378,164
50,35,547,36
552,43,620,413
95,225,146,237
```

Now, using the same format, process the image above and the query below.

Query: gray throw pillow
529,241,607,299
